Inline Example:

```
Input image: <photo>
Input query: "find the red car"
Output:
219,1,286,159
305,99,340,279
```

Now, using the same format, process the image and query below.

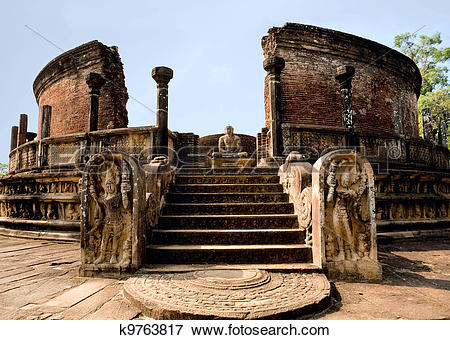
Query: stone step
139,263,321,273
162,202,294,215
177,167,279,175
157,214,299,229
151,229,305,245
166,192,289,203
171,183,284,193
146,244,312,264
175,175,280,185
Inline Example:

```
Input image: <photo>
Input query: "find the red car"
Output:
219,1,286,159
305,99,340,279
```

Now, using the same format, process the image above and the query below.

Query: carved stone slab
80,152,146,277
312,150,381,281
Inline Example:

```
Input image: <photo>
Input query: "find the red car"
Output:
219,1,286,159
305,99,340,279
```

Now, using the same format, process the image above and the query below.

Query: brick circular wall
262,23,422,138
33,41,128,138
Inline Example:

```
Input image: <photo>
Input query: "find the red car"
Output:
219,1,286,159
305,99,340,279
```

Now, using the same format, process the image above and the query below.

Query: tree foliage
395,32,450,95
0,163,8,177
418,86,450,114
395,32,450,141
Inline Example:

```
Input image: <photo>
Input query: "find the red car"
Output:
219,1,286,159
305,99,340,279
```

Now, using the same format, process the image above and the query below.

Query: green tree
418,87,450,141
394,32,450,95
395,32,450,142
0,163,8,176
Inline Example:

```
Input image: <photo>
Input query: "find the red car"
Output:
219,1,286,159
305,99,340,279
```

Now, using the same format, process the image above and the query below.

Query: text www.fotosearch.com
119,323,330,336
192,324,330,336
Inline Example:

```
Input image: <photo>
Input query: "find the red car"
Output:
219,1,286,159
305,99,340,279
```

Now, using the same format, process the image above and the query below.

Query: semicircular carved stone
312,150,382,281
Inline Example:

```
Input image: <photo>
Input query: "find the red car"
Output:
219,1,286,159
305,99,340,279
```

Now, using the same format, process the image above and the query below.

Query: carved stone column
335,66,359,147
18,114,28,146
10,126,18,151
439,117,448,148
263,56,285,159
152,66,173,157
86,72,106,132
421,108,434,143
40,105,52,139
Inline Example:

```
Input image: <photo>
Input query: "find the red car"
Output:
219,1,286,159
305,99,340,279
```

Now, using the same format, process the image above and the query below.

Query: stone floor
0,235,448,320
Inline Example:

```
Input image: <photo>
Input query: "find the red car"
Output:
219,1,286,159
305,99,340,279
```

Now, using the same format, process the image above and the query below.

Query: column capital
152,66,173,85
263,56,285,75
86,72,106,95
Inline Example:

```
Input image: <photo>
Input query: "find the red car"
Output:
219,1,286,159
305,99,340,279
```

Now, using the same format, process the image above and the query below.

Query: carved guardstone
312,150,382,281
80,152,146,277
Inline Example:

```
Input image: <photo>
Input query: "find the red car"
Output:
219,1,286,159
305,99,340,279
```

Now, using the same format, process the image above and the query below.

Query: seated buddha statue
212,125,248,158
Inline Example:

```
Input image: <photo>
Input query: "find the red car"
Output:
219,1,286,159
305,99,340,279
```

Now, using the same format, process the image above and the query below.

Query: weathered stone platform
123,269,331,319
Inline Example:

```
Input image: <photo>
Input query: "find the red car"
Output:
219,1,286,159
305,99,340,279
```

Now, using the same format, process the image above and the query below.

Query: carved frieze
0,178,80,223
374,172,450,225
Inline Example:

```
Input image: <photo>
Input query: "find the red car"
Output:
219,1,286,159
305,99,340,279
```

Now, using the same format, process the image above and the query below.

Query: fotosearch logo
45,142,407,176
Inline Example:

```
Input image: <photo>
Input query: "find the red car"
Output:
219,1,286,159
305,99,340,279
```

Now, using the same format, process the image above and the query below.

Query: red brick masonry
33,41,129,137
262,23,422,138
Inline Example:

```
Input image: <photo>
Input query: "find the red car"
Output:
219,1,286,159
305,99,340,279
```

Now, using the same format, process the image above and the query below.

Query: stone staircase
146,167,313,266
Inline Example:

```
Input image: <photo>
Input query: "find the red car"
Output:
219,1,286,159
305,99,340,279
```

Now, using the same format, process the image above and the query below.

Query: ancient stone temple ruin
0,23,448,318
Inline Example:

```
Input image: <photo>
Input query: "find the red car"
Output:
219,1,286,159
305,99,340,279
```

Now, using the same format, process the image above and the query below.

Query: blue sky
1,0,449,163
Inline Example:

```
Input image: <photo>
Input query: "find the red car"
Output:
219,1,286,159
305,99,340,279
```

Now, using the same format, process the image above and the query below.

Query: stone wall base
211,157,254,168
326,259,382,282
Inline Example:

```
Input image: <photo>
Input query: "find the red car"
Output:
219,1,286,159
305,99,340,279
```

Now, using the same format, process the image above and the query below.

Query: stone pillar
86,72,106,132
40,105,52,139
422,108,434,143
152,66,173,156
439,117,448,148
263,57,285,158
10,126,18,151
17,114,28,146
335,66,359,147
